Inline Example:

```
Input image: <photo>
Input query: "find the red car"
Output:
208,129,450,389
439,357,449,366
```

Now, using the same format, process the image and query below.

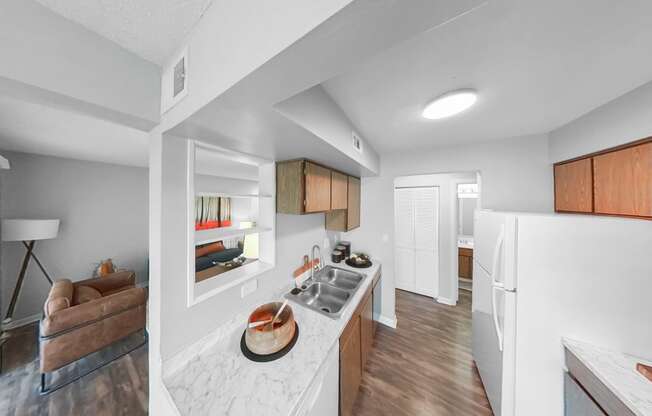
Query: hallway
353,289,493,415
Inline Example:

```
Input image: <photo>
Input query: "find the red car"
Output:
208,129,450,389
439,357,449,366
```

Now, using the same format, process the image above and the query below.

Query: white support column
148,130,185,416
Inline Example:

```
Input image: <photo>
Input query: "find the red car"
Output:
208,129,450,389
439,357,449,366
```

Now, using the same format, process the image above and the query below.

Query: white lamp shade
242,233,259,259
1,219,60,242
0,154,9,170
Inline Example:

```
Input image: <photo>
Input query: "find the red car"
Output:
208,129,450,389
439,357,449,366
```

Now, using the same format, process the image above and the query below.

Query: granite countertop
563,338,652,416
163,260,382,416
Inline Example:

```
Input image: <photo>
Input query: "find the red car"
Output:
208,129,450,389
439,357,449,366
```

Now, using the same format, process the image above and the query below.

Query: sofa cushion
73,285,102,305
195,256,214,272
44,279,73,317
195,241,225,258
206,248,242,263
195,248,243,272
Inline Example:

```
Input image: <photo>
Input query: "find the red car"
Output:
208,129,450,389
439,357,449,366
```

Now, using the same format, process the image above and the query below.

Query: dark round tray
240,323,299,362
345,258,373,268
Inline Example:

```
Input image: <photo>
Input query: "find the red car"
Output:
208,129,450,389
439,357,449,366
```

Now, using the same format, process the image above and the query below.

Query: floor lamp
0,219,60,367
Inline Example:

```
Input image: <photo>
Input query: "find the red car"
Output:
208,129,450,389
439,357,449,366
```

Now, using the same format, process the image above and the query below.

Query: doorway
457,183,479,294
393,172,480,306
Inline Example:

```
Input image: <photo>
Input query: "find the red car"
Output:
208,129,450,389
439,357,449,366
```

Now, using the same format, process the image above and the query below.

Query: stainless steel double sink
286,265,365,319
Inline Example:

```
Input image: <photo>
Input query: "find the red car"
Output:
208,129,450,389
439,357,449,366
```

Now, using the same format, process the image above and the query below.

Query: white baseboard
377,314,397,329
1,313,41,331
436,296,457,306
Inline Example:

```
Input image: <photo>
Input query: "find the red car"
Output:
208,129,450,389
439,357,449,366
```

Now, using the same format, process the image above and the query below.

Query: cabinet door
564,373,607,416
346,176,361,230
331,171,348,210
340,315,361,416
554,158,593,213
360,290,373,369
276,160,305,214
305,162,332,213
459,248,473,279
593,142,652,217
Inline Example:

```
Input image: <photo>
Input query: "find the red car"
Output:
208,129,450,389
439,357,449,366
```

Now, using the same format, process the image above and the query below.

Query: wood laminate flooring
0,323,148,416
353,289,493,416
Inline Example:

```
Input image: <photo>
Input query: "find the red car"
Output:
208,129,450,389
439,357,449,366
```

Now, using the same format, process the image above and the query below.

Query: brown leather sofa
39,271,146,390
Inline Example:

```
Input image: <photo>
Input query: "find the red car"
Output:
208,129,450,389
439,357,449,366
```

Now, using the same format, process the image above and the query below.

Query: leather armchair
39,271,147,381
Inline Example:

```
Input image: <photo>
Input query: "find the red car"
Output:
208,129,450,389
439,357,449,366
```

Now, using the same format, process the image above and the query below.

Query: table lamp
242,233,259,260
1,219,60,325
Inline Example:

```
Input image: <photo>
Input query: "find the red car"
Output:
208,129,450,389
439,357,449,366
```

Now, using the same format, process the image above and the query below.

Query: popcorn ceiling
34,0,214,65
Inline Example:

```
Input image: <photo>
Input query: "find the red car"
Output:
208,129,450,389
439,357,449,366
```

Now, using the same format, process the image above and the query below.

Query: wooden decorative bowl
245,302,296,355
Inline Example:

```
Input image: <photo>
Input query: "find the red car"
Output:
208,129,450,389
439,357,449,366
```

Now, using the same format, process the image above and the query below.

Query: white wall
275,85,380,175
343,134,552,320
549,80,652,162
0,151,148,321
0,0,160,128
159,0,354,131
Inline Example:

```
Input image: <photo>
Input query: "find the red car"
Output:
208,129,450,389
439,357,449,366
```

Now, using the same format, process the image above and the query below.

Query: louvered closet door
394,188,416,292
394,186,439,298
413,187,439,298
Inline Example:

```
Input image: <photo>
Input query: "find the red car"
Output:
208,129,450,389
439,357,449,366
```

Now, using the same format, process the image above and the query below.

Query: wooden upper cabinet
304,162,331,212
554,158,593,213
331,170,348,210
276,160,305,214
277,159,362,224
326,175,361,231
347,176,361,229
593,142,652,217
276,160,331,214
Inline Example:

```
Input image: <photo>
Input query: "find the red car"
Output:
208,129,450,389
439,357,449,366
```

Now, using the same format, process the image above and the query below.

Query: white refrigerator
472,210,652,416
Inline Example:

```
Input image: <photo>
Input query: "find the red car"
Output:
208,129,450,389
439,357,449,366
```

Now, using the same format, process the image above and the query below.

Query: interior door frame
452,174,482,303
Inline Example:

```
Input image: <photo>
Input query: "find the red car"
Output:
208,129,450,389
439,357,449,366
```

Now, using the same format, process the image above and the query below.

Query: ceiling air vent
352,131,363,153
161,47,188,114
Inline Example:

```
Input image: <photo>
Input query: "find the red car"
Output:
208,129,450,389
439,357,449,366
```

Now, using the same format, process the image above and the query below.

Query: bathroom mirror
457,183,478,236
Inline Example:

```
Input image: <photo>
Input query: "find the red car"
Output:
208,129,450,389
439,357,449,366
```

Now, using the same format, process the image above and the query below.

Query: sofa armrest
41,287,146,338
73,271,136,295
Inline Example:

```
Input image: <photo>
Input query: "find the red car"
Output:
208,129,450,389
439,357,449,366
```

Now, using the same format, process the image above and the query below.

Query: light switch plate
241,279,258,298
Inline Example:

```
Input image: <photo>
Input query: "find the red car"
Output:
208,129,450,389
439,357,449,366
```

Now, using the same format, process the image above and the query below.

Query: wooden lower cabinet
458,248,473,279
339,272,380,416
340,315,361,416
360,291,373,368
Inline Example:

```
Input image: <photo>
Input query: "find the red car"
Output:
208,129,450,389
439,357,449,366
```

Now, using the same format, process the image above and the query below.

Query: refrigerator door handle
490,226,505,289
491,285,504,352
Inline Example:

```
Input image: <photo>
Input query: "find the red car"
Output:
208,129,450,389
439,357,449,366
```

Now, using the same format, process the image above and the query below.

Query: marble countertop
163,260,381,416
563,338,652,416
457,235,474,249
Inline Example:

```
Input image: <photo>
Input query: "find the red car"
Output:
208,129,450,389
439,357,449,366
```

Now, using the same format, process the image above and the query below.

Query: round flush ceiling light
422,89,477,120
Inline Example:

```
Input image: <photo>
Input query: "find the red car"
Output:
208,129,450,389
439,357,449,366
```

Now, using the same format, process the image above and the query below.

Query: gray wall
0,151,148,321
549,80,652,162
